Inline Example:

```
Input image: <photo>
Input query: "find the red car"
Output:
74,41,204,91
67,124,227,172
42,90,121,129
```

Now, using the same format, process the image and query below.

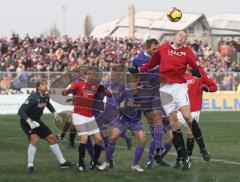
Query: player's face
111,71,119,82
73,71,79,78
174,31,187,47
79,67,87,77
38,82,48,94
86,70,96,82
147,43,159,56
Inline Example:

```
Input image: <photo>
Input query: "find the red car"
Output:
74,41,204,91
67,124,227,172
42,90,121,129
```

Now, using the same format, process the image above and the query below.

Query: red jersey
140,43,200,83
186,70,217,112
64,81,111,117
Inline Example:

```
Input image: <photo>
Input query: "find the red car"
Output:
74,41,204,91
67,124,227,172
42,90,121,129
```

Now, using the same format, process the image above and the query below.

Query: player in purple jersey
95,65,132,167
99,88,146,172
132,39,172,168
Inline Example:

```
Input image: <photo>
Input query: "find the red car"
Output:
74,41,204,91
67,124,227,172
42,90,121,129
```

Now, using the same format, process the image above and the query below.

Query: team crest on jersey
186,79,195,85
24,100,29,104
168,49,186,56
37,102,47,108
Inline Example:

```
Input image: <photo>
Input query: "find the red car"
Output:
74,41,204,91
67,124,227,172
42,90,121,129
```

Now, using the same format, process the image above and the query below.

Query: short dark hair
36,78,47,88
146,39,159,48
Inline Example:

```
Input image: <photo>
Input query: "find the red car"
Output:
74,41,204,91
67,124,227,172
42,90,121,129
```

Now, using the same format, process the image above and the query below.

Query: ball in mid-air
166,7,182,22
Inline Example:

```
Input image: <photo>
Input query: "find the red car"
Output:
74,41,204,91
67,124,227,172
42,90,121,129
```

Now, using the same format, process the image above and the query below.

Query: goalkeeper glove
26,118,40,129
53,112,63,123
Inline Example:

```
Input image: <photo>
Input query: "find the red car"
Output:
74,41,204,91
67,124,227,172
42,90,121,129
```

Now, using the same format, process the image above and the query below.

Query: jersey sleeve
200,70,218,92
139,50,160,72
18,96,36,121
46,96,56,113
132,57,139,68
63,82,79,95
187,50,200,70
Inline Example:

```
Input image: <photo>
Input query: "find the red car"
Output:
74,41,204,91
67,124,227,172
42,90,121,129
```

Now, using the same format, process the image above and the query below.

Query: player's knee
80,135,88,144
48,135,57,144
139,136,146,147
187,132,193,139
30,136,38,145
182,113,192,123
94,136,102,145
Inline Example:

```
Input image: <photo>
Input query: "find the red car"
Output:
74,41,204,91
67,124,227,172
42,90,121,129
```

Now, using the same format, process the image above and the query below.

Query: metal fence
0,71,240,94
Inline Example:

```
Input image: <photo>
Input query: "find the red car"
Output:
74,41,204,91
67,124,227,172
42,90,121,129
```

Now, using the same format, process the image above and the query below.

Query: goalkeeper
18,78,71,173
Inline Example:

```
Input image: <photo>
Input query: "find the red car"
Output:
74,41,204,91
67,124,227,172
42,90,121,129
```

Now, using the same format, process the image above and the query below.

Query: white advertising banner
0,94,72,114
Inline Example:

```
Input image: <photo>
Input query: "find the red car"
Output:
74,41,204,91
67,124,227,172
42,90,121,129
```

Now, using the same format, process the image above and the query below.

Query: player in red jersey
129,30,209,170
62,67,112,171
177,67,217,157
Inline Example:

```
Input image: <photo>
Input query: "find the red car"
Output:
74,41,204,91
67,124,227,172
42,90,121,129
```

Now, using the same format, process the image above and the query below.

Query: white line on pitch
115,145,240,166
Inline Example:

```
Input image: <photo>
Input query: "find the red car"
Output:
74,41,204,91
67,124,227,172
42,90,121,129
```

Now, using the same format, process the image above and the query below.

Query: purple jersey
132,51,160,87
105,81,126,106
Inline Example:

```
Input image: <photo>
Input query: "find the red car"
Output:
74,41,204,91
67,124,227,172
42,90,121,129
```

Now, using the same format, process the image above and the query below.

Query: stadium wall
0,92,240,114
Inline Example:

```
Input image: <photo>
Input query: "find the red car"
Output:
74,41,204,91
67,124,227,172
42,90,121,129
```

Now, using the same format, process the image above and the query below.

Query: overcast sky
0,0,239,37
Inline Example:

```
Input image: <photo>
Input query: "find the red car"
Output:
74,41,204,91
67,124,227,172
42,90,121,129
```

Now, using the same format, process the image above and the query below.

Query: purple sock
133,146,144,165
86,137,94,160
105,141,115,162
153,125,163,149
149,140,155,161
159,141,172,160
102,136,109,150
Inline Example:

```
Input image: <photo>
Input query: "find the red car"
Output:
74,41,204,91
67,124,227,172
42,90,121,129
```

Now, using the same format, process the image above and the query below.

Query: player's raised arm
45,96,62,122
97,84,112,97
139,50,160,72
200,69,218,92
128,49,160,74
62,82,78,96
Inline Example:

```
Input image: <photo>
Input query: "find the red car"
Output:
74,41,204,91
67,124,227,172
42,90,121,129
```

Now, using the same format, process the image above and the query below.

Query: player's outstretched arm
139,50,160,72
97,85,112,97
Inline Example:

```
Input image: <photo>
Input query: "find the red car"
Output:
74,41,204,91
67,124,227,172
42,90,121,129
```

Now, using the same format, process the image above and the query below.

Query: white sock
50,144,66,164
28,144,36,167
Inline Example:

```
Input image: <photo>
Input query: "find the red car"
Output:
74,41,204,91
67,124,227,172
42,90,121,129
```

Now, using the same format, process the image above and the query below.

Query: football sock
69,128,76,146
191,119,206,150
93,144,102,163
50,144,66,164
86,136,94,160
159,141,172,161
186,138,194,156
105,140,115,162
133,146,144,165
27,144,36,167
79,143,87,165
172,129,187,158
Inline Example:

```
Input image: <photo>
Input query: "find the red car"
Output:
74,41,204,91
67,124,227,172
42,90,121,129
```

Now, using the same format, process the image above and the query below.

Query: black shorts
20,119,52,139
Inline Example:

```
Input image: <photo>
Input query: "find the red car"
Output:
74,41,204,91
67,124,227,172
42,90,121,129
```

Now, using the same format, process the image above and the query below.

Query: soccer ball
166,7,182,22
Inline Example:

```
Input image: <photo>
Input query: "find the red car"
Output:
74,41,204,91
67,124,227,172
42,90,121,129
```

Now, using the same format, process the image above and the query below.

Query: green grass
0,112,240,182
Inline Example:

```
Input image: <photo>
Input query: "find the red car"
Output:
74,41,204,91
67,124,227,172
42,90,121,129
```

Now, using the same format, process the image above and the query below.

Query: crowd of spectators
0,34,240,92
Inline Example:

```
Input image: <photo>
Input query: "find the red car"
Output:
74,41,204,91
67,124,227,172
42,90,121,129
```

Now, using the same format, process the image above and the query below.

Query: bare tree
49,23,61,38
84,14,94,37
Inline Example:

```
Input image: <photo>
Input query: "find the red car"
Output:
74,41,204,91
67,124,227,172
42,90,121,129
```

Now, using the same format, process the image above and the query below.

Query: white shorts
72,113,100,136
177,111,201,127
160,83,189,116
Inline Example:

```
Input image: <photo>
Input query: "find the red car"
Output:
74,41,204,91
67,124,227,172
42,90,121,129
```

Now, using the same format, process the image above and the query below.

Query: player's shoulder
159,42,170,49
28,91,38,99
133,52,145,62
25,91,38,103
